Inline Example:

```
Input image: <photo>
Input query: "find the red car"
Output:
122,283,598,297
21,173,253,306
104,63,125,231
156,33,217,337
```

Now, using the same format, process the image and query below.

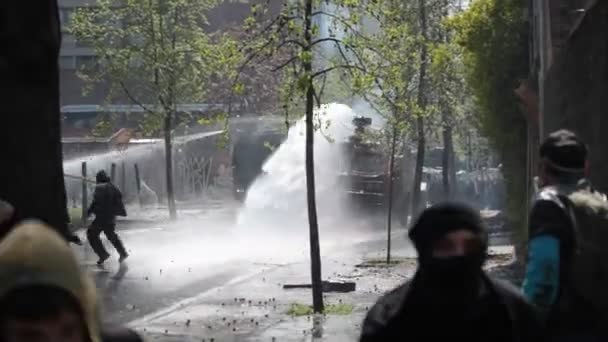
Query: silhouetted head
409,202,487,260
95,171,110,184
408,202,487,297
539,129,588,187
0,285,90,342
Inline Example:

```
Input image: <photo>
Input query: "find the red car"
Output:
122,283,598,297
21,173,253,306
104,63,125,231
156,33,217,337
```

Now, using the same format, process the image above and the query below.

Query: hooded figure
87,170,128,265
89,171,126,223
360,202,544,342
0,221,142,342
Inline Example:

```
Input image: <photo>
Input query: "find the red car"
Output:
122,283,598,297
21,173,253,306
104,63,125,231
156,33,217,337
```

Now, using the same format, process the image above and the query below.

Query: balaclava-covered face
408,202,488,303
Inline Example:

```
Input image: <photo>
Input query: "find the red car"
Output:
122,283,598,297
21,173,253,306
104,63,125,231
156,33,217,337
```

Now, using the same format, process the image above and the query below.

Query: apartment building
58,0,100,107
57,0,281,136
58,0,272,104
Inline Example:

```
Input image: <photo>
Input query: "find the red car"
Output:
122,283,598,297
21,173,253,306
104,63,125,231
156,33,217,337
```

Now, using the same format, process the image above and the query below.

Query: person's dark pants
87,221,127,259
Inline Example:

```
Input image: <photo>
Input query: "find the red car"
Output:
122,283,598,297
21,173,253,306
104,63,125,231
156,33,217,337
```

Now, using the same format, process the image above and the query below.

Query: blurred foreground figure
0,0,77,246
0,200,15,226
360,202,543,341
0,221,142,342
523,129,608,341
87,171,128,265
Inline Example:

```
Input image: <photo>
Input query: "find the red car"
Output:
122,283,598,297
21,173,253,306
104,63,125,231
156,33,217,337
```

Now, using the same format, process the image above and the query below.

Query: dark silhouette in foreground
0,221,142,342
0,1,78,244
361,202,543,341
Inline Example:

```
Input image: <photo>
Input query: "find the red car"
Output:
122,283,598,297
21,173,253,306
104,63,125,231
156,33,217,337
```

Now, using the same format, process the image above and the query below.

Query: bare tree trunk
441,109,456,199
442,123,458,199
412,118,426,216
448,125,458,197
442,123,450,198
467,131,473,171
304,0,324,314
400,136,412,226
411,0,428,217
386,126,397,264
0,1,72,240
164,113,177,220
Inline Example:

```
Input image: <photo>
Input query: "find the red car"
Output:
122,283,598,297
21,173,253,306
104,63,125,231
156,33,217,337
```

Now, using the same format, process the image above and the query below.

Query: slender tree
411,0,429,216
451,0,529,250
386,125,398,263
348,0,419,259
430,35,468,200
238,0,371,313
346,0,472,259
71,0,238,220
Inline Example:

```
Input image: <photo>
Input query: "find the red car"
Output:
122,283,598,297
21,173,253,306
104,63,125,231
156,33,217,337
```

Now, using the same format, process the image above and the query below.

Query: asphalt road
74,199,511,331
74,203,400,327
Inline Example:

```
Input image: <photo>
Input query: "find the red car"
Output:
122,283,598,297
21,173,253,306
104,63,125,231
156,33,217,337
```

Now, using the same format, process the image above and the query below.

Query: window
59,8,74,30
74,38,91,48
59,56,76,70
76,56,98,70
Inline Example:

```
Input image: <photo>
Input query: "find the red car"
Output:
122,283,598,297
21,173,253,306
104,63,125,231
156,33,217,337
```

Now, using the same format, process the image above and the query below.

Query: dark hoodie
360,203,544,342
0,221,142,342
88,171,126,224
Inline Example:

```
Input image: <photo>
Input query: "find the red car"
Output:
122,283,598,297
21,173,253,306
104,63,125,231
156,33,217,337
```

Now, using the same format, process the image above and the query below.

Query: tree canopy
450,0,529,239
71,0,239,135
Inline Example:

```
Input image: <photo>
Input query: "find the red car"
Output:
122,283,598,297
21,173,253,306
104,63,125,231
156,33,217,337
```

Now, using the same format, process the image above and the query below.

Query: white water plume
237,103,384,234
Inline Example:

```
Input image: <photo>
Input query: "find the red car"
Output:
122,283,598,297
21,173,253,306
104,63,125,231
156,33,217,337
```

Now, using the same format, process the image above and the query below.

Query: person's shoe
97,254,110,265
119,253,129,263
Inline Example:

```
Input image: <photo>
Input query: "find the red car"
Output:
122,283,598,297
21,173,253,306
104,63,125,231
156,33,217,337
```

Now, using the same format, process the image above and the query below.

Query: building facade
526,0,608,193
57,0,281,136
58,0,102,107
528,0,592,139
516,0,595,217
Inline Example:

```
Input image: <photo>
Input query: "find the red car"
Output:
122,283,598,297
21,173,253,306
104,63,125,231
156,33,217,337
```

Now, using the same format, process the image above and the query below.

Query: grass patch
68,207,83,226
286,303,313,316
326,303,354,315
286,303,354,316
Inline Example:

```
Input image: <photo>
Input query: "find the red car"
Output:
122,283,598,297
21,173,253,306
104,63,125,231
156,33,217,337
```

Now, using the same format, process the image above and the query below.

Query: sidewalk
129,243,514,341
130,257,411,341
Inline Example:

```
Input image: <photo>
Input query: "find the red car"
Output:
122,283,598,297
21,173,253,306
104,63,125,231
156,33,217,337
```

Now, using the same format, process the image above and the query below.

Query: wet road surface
73,202,398,327
73,200,511,337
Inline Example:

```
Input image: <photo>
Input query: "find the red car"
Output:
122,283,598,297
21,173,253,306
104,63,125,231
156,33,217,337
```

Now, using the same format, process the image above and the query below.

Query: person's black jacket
360,274,544,342
88,183,126,224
